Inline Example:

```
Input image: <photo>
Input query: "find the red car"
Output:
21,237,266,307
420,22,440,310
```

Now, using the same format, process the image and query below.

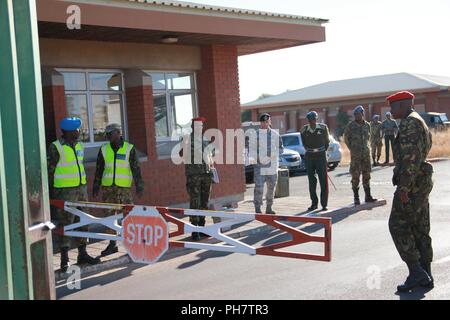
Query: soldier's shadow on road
334,165,391,178
176,206,366,269
56,263,147,299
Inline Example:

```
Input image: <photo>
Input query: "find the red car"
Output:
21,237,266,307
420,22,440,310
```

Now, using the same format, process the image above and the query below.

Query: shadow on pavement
56,263,147,299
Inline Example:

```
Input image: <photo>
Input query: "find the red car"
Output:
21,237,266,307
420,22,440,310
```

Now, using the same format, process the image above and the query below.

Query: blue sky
180,0,450,103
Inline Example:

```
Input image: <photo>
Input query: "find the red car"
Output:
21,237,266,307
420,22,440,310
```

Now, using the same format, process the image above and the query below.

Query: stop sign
122,206,169,264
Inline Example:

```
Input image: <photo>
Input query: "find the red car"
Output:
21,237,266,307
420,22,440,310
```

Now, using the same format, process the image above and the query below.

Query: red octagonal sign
122,206,169,264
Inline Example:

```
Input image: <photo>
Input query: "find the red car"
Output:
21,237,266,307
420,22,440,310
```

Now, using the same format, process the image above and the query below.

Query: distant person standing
370,115,383,166
381,112,399,164
300,111,330,211
253,113,284,214
344,106,377,205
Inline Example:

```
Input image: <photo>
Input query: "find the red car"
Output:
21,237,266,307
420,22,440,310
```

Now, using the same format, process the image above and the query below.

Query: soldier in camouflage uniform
387,91,434,292
48,117,100,272
344,106,377,205
93,123,144,256
184,117,214,241
370,115,383,166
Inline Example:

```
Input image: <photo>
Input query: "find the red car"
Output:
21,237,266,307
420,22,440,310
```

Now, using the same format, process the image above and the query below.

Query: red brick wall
42,85,67,146
197,45,246,199
124,83,189,206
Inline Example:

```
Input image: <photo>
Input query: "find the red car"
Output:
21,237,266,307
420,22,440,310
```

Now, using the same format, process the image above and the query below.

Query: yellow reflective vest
101,142,134,188
53,140,86,188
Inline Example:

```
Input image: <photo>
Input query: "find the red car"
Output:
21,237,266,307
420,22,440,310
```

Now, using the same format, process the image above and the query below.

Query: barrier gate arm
50,200,332,262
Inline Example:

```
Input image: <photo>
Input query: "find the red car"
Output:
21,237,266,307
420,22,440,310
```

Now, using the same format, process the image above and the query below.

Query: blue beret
306,111,318,120
60,117,82,131
353,105,365,114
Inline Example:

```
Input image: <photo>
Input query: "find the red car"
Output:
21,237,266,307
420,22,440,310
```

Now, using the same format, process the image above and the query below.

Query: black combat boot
397,262,432,292
372,157,377,167
77,244,101,265
255,206,262,214
101,241,119,256
420,261,434,288
308,204,318,211
364,187,377,203
353,187,360,205
191,232,201,241
265,205,276,215
60,247,70,273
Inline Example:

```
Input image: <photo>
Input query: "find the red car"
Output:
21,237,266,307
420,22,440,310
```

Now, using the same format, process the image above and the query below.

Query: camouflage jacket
381,118,399,136
393,111,432,193
184,133,214,177
370,121,383,144
93,140,144,193
344,120,371,156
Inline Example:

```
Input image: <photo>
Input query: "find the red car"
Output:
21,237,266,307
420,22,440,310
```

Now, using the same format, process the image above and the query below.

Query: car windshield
282,136,299,146
440,114,449,122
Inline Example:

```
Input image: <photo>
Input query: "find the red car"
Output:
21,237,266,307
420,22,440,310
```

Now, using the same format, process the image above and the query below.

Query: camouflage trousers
186,174,212,226
371,141,382,160
254,166,278,209
50,185,88,249
389,163,434,263
349,153,371,189
102,186,133,235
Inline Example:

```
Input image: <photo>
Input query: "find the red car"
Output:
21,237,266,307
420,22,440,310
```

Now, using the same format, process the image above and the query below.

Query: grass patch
337,129,450,166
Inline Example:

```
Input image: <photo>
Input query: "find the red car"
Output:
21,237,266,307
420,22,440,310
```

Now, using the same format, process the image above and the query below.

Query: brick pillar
41,69,67,145
425,92,439,112
197,45,245,200
124,70,156,160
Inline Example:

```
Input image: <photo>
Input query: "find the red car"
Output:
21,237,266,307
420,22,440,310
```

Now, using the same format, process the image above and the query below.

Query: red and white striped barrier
50,200,332,264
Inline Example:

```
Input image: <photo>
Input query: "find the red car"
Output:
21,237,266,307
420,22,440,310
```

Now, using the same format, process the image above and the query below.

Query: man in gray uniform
381,111,399,164
253,113,284,214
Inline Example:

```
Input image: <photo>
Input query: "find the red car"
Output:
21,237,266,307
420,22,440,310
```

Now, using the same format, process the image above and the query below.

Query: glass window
62,72,86,91
282,136,299,147
167,73,193,90
89,72,122,91
171,92,194,136
62,70,125,146
65,94,89,142
150,73,166,90
92,94,122,142
153,92,169,138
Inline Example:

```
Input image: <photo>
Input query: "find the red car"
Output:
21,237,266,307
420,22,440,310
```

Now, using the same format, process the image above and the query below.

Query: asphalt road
57,161,450,300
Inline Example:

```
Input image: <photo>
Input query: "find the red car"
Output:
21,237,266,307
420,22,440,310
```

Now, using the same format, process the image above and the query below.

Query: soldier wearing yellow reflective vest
93,123,144,256
48,117,101,273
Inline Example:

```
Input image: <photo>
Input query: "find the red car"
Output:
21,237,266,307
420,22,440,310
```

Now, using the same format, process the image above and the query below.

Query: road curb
54,200,388,281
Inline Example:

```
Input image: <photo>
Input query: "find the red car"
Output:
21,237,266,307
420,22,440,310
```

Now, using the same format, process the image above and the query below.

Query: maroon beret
386,91,415,103
192,117,207,123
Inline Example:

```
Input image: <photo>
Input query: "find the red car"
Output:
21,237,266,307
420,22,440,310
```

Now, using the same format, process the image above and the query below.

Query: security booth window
60,70,127,161
146,71,198,159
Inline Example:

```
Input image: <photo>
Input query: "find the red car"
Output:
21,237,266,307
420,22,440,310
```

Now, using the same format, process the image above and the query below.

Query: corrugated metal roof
127,0,328,24
243,73,450,108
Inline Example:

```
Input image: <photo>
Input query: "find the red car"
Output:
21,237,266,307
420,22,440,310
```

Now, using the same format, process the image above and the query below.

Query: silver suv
281,132,342,170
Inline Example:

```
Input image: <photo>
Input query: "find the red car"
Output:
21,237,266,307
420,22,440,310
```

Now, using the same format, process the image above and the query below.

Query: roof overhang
36,0,327,55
